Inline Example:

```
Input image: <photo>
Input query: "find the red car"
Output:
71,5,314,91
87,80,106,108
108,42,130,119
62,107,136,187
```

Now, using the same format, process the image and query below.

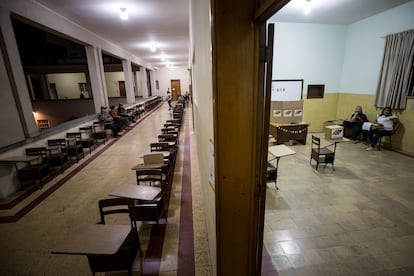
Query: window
376,29,414,108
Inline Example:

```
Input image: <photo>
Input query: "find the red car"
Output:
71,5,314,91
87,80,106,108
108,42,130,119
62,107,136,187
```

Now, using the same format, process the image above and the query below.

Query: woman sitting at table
350,105,369,144
366,107,398,151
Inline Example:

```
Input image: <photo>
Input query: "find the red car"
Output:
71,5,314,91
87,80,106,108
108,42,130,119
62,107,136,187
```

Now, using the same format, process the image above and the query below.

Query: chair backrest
143,153,164,165
66,132,81,140
79,126,94,135
136,169,164,187
25,147,48,163
47,138,67,148
92,121,105,132
161,128,178,135
150,142,170,152
311,135,321,151
158,134,177,143
98,197,136,228
392,118,401,133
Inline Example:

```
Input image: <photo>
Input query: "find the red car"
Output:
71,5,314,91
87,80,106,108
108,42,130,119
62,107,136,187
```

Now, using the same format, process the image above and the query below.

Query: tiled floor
262,137,414,275
0,102,413,276
0,102,212,275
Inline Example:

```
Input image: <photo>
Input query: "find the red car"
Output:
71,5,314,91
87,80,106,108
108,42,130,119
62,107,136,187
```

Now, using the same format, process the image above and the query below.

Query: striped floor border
142,108,195,275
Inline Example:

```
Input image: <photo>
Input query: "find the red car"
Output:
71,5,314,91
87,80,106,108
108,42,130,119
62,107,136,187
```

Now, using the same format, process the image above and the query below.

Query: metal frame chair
310,135,336,171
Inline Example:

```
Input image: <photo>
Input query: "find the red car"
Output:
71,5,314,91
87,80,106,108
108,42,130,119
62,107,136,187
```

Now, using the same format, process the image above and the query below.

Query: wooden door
212,0,287,275
118,81,126,97
170,80,181,101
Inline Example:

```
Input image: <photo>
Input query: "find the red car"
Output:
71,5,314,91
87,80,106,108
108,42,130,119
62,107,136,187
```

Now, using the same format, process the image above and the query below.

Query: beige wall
190,0,216,274
302,93,414,155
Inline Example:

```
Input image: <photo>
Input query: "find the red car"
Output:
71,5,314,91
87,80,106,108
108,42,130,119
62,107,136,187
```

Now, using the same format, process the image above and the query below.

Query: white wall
340,1,414,94
190,0,216,273
271,22,347,93
47,73,87,99
104,72,124,97
153,67,190,98
270,1,414,96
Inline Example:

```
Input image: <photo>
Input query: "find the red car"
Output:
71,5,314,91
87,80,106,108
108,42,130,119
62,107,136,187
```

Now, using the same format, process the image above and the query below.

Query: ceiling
270,0,413,25
32,0,412,69
35,0,189,69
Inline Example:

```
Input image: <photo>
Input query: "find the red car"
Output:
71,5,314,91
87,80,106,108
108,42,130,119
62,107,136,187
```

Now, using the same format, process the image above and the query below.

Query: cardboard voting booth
325,125,344,139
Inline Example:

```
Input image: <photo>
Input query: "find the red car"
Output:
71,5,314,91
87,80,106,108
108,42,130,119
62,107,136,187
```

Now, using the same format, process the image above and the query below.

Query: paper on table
362,122,372,131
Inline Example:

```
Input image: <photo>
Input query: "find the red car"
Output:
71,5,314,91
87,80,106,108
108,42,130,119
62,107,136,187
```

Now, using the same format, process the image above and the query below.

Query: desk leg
274,157,280,190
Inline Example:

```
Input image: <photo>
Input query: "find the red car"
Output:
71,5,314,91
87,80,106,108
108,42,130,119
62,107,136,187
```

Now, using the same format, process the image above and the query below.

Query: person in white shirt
366,107,398,151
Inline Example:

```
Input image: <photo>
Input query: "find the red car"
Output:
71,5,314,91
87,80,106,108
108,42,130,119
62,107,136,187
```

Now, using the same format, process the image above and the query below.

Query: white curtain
375,29,414,109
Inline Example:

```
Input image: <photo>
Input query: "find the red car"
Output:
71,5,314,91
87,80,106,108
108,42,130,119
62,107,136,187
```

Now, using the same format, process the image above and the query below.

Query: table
0,155,40,166
131,163,164,170
268,145,296,189
51,224,130,255
141,152,170,158
322,137,350,147
269,123,309,145
110,184,161,201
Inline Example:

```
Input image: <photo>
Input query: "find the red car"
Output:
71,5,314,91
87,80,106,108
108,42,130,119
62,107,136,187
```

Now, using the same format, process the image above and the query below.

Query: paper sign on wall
271,80,303,101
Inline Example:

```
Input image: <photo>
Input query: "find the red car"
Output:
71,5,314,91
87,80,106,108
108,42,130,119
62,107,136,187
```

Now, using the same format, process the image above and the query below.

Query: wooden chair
161,128,178,136
65,133,85,162
136,168,166,188
47,139,71,174
158,134,178,146
378,119,401,150
17,147,50,189
150,142,170,152
87,197,141,276
92,122,107,145
166,119,181,129
310,135,336,171
134,169,167,225
150,143,176,175
79,126,96,154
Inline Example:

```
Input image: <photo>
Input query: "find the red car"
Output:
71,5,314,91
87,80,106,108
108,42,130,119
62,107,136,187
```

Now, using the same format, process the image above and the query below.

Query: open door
255,23,275,275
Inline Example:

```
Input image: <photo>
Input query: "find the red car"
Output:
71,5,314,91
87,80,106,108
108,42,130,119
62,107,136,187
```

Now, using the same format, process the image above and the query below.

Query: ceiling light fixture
304,0,312,15
119,8,128,20
150,45,156,52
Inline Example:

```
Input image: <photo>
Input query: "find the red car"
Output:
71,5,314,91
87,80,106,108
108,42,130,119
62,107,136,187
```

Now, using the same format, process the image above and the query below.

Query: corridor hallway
0,102,212,275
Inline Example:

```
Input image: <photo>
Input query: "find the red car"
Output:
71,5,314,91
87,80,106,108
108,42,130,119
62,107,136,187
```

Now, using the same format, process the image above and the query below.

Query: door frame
212,0,289,275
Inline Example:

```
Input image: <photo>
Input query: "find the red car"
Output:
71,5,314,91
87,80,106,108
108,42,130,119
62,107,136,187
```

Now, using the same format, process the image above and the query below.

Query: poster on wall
271,79,303,101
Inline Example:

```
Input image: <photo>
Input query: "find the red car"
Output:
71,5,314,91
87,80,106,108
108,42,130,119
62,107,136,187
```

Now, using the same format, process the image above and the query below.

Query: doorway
118,81,126,97
170,79,181,101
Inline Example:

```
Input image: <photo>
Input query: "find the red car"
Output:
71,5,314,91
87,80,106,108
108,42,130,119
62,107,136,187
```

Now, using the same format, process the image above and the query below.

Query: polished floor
0,102,413,275
0,102,211,275
262,136,414,275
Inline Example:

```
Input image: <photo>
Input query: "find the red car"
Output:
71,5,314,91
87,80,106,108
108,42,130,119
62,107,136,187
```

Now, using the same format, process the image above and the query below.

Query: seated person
109,105,130,129
350,105,369,144
117,103,136,123
98,106,122,137
366,107,398,151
